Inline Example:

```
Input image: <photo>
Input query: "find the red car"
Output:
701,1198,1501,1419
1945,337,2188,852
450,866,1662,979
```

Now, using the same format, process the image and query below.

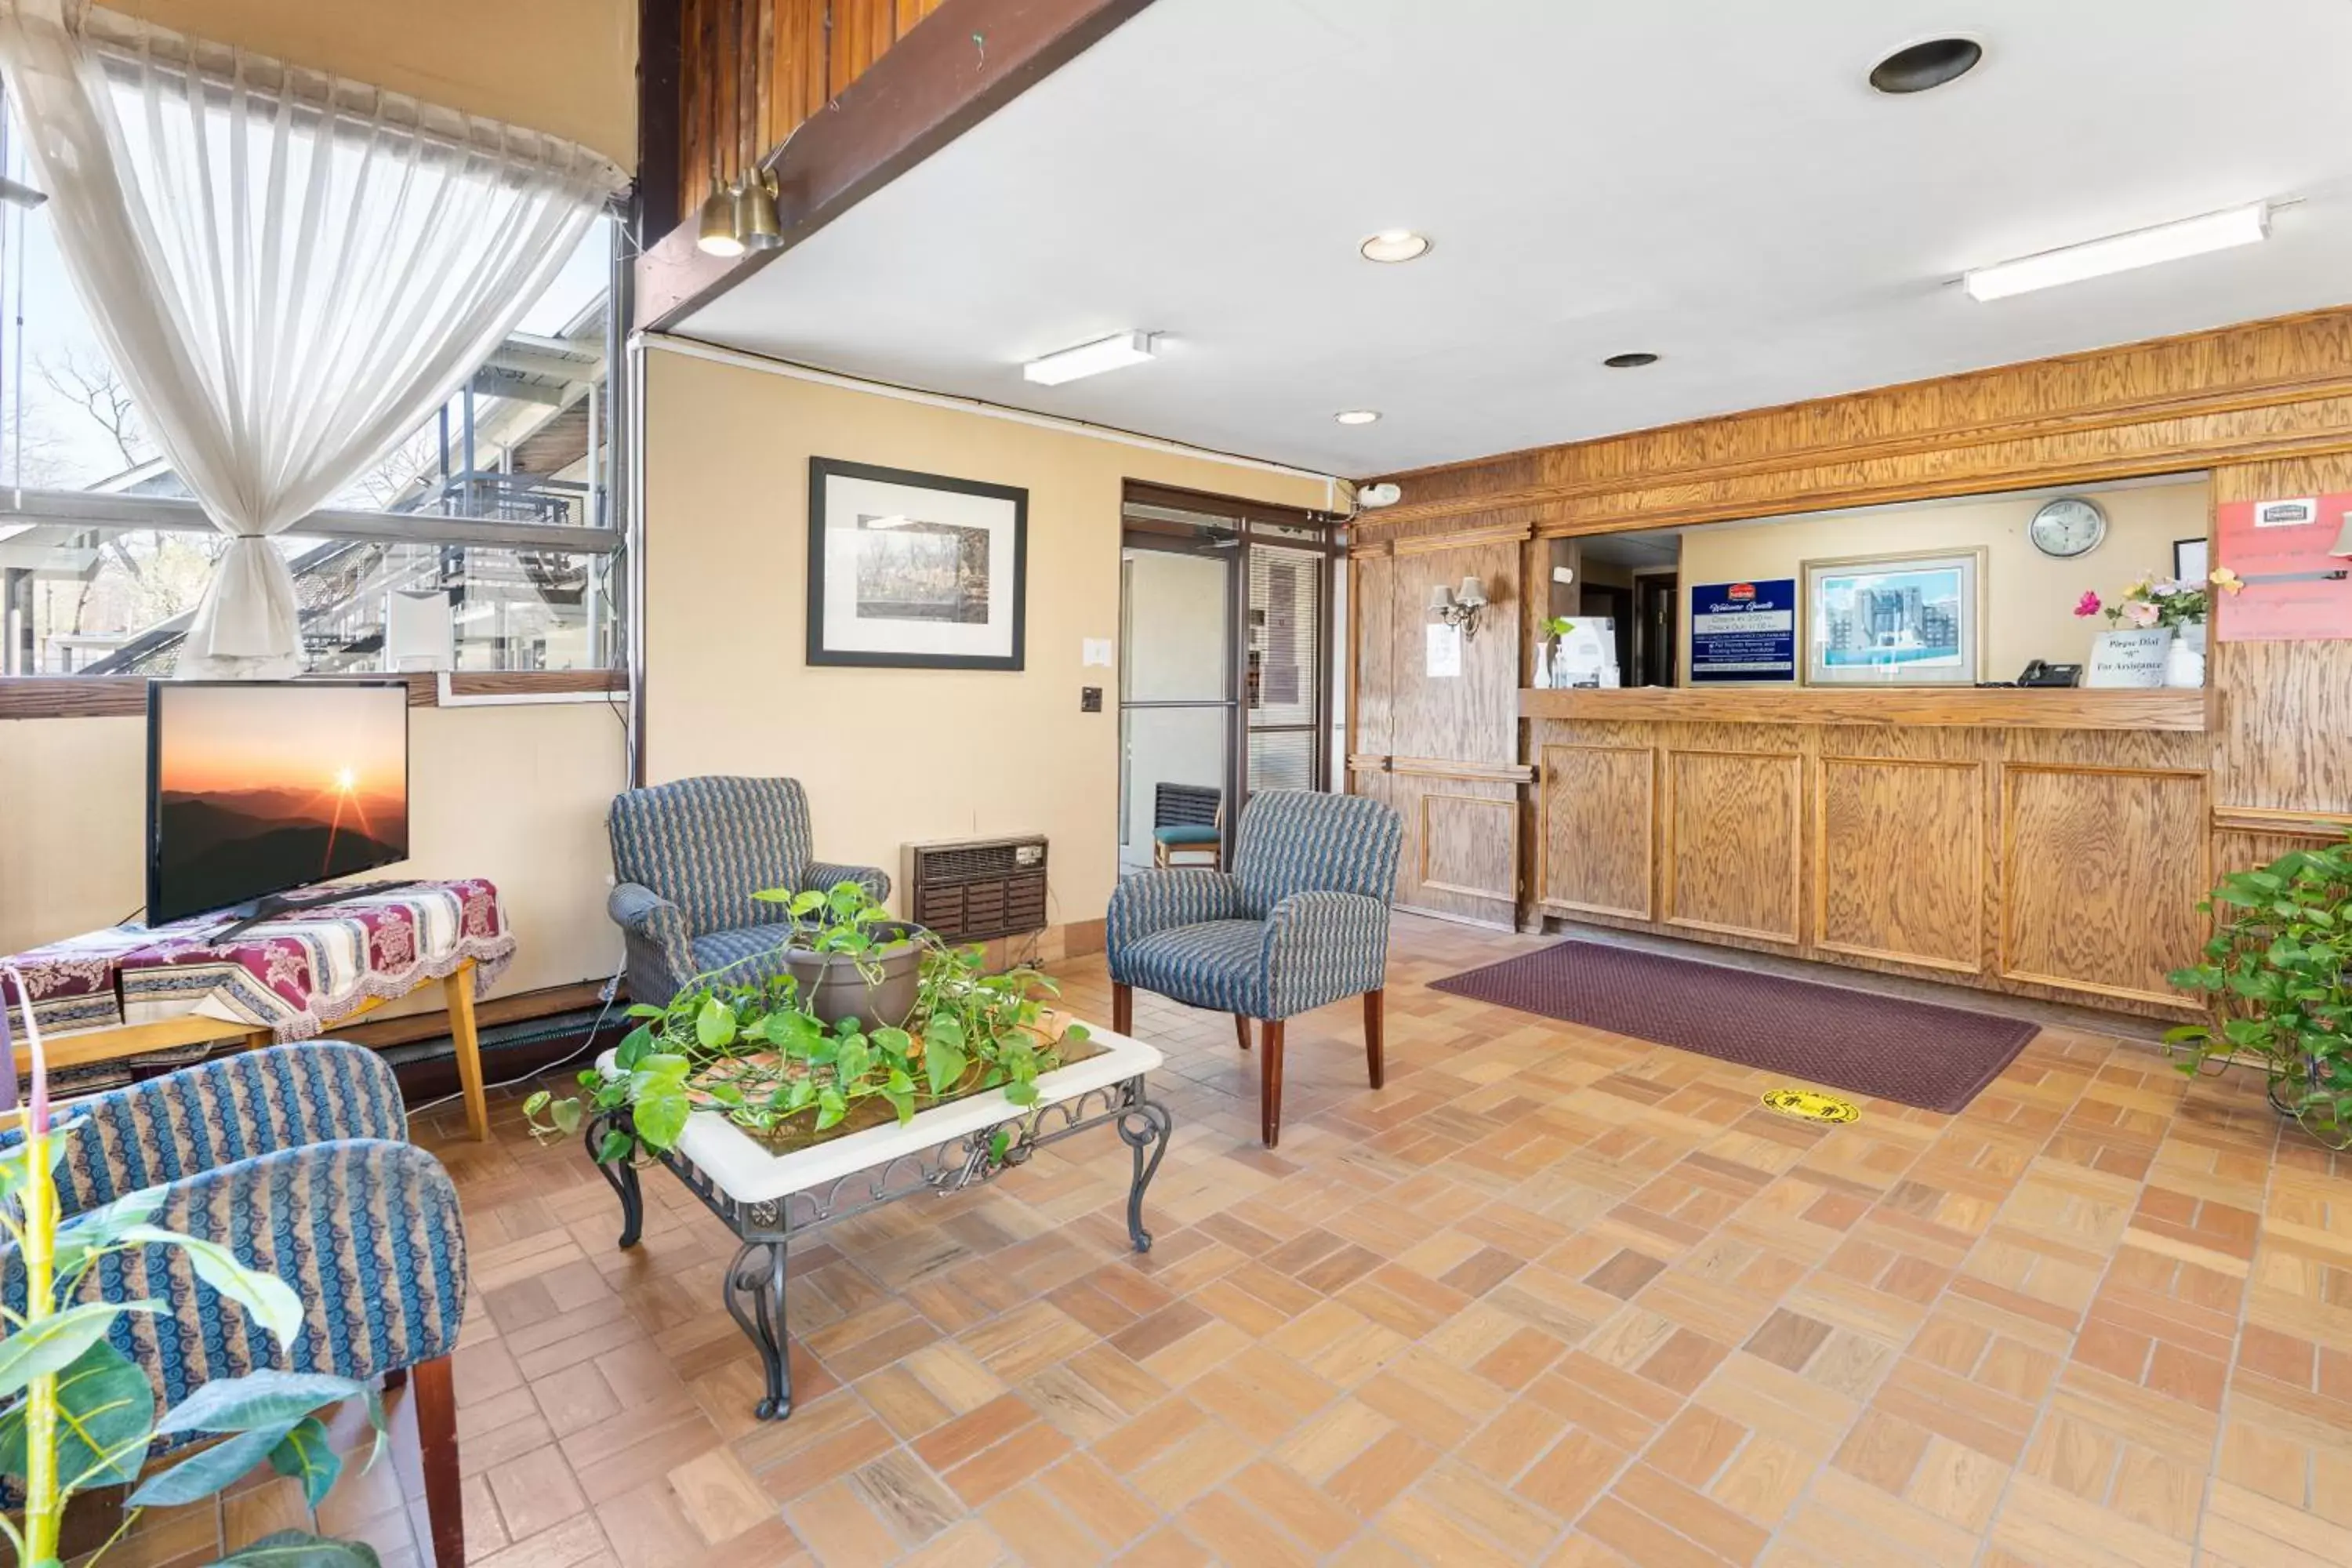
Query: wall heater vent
902,833,1048,943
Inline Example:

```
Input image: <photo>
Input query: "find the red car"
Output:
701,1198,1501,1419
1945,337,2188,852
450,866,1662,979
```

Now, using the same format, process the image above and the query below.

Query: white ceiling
674,0,2352,480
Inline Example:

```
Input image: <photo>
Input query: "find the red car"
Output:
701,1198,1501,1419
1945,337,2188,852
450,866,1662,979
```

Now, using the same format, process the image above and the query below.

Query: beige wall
107,0,638,166
0,703,626,1006
641,348,1334,927
1679,479,2210,680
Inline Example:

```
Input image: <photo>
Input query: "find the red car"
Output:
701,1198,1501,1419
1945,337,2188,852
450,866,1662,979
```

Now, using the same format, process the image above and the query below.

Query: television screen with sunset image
147,681,412,926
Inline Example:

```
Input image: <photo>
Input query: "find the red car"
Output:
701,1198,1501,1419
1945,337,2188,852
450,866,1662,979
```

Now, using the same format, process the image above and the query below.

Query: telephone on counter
1975,661,2083,688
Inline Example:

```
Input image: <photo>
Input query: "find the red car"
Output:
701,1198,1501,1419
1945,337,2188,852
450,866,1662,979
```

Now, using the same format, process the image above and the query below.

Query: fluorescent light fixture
1334,409,1381,426
1964,202,2269,302
1023,331,1156,386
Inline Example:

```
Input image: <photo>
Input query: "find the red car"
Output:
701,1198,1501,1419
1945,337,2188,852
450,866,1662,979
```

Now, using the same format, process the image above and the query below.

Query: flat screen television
146,680,412,927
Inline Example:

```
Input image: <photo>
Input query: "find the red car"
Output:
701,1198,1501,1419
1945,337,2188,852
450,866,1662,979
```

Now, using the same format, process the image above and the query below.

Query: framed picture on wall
2173,536,2210,583
807,459,1028,670
1801,549,1983,685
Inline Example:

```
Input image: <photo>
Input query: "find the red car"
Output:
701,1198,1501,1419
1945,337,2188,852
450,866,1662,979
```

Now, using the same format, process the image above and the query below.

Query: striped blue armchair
608,775,893,1005
1108,789,1403,1147
1,1043,469,1566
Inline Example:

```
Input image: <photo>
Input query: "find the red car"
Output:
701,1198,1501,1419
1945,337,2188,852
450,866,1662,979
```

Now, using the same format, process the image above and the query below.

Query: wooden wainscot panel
1663,749,1804,944
1538,742,1656,920
1417,792,1519,905
2000,764,2209,1009
1351,552,1395,757
1814,756,1984,974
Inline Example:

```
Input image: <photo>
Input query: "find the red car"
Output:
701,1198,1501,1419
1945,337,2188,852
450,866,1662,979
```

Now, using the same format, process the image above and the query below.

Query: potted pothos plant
2165,830,2352,1150
1,982,385,1568
526,935,1091,1163
755,880,923,1029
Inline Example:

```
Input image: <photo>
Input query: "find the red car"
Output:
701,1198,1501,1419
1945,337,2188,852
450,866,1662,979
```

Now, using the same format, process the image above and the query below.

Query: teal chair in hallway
1108,789,1403,1148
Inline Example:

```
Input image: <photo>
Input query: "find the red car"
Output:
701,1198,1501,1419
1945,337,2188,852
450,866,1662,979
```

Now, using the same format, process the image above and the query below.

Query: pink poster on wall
2213,492,2352,641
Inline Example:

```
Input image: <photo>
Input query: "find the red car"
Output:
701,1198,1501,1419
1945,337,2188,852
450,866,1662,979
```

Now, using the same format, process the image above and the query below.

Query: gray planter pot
784,925,923,1031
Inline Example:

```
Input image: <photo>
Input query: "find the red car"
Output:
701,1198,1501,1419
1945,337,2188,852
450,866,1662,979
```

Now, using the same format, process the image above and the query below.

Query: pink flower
2124,600,2161,628
2073,591,2102,618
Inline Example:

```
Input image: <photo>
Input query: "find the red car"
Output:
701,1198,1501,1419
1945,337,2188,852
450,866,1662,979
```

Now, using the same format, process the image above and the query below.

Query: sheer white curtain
0,0,625,674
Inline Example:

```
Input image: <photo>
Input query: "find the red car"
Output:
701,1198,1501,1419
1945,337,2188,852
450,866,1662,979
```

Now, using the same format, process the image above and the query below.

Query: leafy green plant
1540,616,1577,639
2165,832,2352,1150
524,935,1087,1160
1,979,384,1568
753,879,906,982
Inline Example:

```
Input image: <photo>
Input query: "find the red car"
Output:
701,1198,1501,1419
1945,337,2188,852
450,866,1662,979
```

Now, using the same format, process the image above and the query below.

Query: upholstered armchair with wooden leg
1107,789,1403,1148
0,1044,470,1566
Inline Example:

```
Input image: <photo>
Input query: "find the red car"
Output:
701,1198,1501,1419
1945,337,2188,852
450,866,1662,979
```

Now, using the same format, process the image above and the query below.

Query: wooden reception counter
1520,684,2216,1018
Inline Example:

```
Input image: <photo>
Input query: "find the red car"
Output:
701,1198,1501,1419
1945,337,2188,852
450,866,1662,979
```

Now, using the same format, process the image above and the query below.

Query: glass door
1245,534,1327,793
1120,540,1235,873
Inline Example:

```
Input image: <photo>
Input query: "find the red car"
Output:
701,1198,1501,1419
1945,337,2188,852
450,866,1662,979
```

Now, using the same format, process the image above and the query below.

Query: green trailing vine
2165,831,2352,1151
525,891,1087,1160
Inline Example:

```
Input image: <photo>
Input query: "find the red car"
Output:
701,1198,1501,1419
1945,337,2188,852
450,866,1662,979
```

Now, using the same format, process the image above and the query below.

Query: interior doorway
1117,483,1339,873
1636,572,1680,687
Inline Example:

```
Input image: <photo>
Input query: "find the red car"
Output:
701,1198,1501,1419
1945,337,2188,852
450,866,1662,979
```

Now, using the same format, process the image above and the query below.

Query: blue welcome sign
1690,579,1796,682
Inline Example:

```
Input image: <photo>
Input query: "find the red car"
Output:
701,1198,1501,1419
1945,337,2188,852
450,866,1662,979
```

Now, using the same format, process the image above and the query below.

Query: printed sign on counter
1690,579,1796,682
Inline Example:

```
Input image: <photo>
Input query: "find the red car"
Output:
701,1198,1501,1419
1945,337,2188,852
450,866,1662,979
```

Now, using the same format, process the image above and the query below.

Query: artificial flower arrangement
2073,567,2241,630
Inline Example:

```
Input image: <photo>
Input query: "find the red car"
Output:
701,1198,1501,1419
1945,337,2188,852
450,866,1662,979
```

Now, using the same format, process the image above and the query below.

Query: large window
0,101,624,678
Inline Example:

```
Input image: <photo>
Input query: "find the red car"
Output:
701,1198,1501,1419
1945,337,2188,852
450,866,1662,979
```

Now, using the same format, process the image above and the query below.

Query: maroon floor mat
1428,940,2040,1113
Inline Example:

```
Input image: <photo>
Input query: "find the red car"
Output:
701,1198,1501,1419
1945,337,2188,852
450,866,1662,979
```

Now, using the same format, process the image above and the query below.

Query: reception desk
1522,685,2216,1018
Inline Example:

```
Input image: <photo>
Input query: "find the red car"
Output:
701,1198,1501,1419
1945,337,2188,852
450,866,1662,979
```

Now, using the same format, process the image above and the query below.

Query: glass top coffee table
586,1025,1171,1419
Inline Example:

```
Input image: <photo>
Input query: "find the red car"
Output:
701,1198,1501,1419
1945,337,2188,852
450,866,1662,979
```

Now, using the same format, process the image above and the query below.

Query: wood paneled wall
1348,305,2352,1014
1530,717,2213,1018
678,0,948,210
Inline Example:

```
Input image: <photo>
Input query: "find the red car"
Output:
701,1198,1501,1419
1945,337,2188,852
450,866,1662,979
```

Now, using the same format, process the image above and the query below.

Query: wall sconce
695,169,782,257
1428,575,1490,638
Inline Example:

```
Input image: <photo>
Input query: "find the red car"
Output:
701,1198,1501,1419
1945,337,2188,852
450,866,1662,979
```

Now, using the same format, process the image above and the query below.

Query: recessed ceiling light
1359,230,1431,264
1602,352,1659,368
1869,38,1982,95
1964,203,2270,301
1023,331,1156,386
1334,410,1381,426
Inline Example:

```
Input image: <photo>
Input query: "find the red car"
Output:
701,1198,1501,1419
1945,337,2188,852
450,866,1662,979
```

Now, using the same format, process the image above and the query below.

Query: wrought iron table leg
586,1112,644,1250
1117,1098,1174,1253
723,1238,793,1420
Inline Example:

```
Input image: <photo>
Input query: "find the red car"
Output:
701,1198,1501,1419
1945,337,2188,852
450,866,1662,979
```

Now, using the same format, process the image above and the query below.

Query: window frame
0,190,634,710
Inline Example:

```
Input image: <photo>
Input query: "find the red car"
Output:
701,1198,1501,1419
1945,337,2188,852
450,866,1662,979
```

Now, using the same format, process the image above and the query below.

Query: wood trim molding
1356,307,2352,539
1387,754,1537,784
1415,792,1519,904
1389,522,1533,556
2211,804,2352,837
1519,685,2209,733
0,670,626,722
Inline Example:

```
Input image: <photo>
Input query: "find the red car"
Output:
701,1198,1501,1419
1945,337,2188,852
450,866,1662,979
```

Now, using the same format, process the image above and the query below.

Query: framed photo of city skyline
807,459,1028,670
1801,549,1982,685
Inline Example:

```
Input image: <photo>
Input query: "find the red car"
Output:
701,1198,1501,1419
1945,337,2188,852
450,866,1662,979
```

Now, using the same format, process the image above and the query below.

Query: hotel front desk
1519,684,2218,1020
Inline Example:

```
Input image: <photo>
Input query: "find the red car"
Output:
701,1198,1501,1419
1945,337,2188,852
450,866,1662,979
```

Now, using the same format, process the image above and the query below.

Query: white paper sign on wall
1425,623,1462,677
2085,627,2172,688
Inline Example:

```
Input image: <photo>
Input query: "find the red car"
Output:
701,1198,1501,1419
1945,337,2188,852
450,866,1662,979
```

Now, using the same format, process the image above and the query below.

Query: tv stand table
1,879,515,1140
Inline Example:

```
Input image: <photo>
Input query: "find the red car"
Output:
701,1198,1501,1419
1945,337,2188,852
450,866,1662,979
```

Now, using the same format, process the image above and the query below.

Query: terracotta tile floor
81,914,2352,1566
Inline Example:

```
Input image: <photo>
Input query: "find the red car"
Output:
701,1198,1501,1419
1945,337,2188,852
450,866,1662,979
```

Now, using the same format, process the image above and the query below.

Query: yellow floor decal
1762,1087,1859,1124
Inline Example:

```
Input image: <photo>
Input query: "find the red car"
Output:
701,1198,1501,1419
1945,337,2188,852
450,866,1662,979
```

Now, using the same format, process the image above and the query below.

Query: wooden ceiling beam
635,0,1156,334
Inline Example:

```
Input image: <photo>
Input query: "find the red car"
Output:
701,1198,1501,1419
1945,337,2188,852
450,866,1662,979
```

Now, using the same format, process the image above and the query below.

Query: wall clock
2028,495,2107,558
